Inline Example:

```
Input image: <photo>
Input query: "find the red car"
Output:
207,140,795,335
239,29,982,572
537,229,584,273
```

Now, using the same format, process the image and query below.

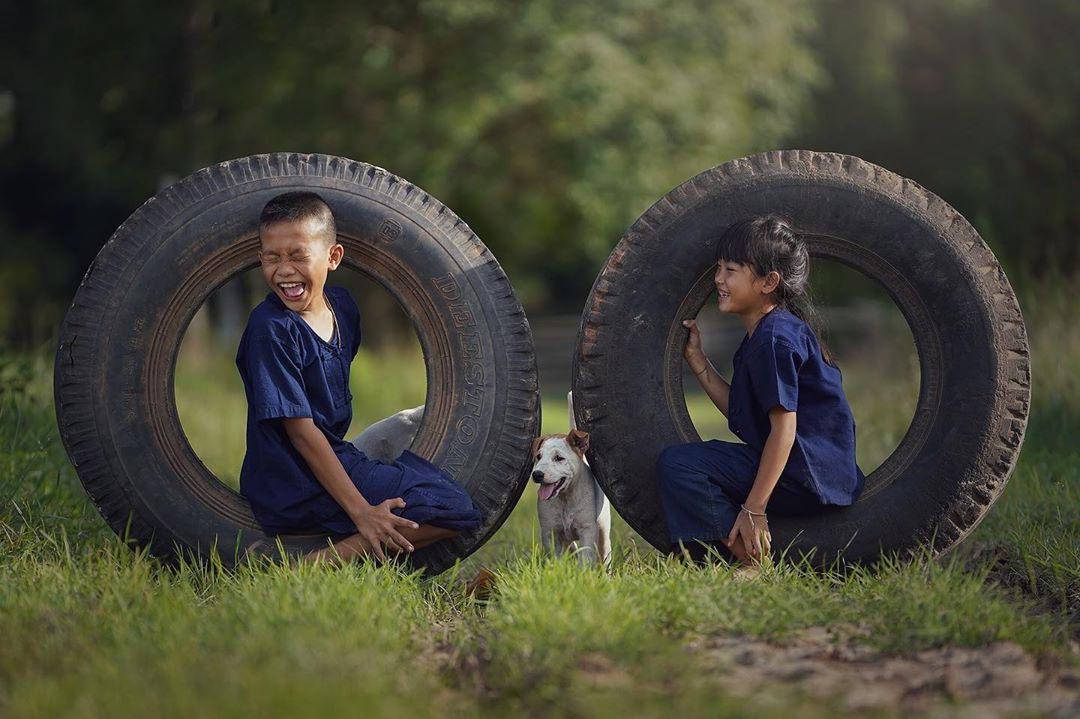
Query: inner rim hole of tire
682,257,919,475
174,267,428,491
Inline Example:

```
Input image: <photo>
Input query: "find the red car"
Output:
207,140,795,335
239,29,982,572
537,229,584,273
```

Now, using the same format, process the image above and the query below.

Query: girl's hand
722,508,771,563
352,498,419,561
682,319,706,366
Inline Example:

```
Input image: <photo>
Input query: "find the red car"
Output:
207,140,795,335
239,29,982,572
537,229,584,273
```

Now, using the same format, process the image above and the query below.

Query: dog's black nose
532,470,544,481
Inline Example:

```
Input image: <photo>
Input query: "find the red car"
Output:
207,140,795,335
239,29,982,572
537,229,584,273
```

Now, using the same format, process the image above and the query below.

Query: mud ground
574,626,1080,717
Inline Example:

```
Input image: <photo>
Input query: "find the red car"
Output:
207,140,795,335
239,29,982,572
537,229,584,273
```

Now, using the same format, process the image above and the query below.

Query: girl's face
714,260,778,316
258,217,343,315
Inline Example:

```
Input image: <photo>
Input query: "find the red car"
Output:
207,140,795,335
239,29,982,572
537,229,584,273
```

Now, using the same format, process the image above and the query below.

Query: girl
655,216,864,565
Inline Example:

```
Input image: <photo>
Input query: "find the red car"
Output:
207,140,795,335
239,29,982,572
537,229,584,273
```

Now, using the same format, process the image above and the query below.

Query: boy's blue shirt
727,307,865,505
235,285,367,532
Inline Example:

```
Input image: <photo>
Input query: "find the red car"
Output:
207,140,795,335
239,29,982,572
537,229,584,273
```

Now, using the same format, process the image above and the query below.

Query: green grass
1,282,1078,718
964,282,1080,621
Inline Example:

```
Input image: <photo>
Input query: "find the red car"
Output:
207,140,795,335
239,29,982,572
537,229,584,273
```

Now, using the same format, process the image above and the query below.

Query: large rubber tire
55,153,539,575
573,150,1030,566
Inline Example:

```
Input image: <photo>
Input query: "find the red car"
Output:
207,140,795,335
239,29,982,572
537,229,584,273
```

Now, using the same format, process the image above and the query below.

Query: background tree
799,0,1080,278
0,0,819,344
1,0,1077,348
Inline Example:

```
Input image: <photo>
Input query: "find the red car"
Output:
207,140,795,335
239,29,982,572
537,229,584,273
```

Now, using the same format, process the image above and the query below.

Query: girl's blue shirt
235,285,368,532
728,307,864,505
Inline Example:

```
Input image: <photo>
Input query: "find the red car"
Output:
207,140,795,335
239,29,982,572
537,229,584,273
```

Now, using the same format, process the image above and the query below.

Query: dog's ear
530,435,544,459
568,429,590,455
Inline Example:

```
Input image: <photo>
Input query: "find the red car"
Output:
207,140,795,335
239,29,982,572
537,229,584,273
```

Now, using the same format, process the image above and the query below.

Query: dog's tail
567,390,577,431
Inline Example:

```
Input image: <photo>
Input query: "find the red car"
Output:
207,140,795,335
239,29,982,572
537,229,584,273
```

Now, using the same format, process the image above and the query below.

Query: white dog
351,405,424,464
531,393,611,566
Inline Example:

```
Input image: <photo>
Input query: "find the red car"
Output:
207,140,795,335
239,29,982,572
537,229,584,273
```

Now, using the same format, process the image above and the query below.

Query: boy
236,191,482,563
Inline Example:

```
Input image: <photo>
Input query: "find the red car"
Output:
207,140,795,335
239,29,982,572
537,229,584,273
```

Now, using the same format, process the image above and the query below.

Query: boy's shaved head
259,191,337,246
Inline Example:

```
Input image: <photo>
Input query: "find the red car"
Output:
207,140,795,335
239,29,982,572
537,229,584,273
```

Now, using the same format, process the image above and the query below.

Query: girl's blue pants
655,440,823,558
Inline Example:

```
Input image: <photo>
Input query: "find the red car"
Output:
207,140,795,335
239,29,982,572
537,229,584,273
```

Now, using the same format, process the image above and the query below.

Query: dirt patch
688,626,1080,717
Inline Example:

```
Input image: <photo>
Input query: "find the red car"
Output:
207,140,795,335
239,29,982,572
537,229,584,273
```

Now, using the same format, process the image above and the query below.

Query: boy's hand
279,417,420,562
353,498,418,561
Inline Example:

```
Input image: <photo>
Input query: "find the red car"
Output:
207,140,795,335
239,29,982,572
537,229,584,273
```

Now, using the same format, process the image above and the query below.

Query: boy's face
258,217,344,314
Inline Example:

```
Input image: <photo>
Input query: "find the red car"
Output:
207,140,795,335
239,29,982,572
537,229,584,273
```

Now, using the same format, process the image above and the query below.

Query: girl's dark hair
716,216,834,364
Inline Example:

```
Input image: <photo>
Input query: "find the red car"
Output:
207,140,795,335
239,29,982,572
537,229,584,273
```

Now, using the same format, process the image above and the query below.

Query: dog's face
530,430,589,501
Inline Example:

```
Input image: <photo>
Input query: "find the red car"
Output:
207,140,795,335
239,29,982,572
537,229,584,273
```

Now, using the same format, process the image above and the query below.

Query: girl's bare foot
732,563,761,581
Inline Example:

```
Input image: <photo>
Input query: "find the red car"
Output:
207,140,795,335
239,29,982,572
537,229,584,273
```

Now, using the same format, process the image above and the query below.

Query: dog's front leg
570,523,600,565
576,543,599,565
540,523,556,555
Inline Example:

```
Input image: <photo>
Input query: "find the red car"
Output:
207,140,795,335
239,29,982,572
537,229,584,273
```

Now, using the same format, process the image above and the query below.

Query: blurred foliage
0,351,35,398
1,0,1078,348
0,0,820,343
798,0,1080,274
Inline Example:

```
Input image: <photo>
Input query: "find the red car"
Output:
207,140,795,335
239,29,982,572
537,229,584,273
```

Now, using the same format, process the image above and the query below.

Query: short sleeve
240,333,312,421
747,337,802,414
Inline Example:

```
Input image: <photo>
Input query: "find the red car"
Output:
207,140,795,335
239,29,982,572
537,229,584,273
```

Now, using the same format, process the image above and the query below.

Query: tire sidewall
574,151,1027,564
57,155,539,573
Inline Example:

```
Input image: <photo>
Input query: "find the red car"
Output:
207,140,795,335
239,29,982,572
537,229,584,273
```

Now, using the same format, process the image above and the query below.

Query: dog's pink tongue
538,483,556,501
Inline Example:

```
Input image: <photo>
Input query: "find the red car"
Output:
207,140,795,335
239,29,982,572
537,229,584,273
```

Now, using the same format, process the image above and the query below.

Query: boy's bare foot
303,533,371,565
303,525,463,565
